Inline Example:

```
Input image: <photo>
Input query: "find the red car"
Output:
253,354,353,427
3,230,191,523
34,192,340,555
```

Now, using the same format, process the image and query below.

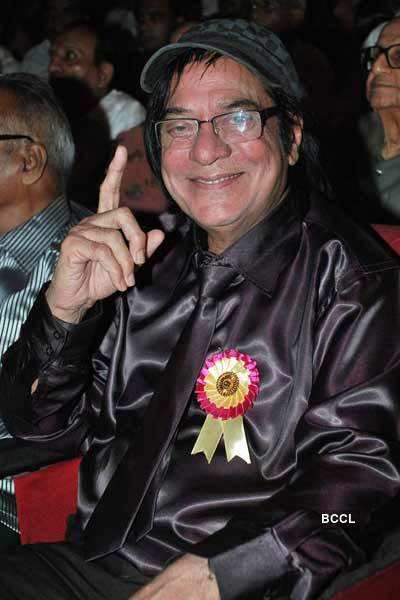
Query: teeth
195,174,240,184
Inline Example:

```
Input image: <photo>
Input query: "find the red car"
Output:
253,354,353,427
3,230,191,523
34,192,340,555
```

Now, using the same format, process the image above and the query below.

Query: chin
191,207,240,229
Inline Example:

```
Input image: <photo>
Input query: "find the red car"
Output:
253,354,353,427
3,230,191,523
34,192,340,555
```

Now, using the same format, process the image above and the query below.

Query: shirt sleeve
204,265,400,600
0,285,119,454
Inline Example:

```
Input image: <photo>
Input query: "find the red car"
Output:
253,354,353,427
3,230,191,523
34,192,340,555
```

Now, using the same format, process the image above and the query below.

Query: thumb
146,229,165,258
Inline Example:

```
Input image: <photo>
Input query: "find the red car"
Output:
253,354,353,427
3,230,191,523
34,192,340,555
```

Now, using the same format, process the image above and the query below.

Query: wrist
45,289,89,324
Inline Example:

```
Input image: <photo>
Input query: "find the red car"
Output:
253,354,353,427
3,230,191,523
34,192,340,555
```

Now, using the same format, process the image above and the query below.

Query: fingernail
126,273,135,286
135,250,146,265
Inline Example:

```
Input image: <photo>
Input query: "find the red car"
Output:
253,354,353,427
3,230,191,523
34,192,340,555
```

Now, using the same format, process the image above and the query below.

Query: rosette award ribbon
192,349,260,464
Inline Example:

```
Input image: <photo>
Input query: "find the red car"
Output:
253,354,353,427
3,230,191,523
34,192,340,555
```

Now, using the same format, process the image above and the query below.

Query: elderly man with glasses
0,19,400,600
0,73,87,428
361,16,400,221
0,72,87,549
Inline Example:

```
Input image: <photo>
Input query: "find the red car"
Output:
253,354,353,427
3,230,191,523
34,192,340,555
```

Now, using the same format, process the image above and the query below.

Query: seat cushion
14,457,81,544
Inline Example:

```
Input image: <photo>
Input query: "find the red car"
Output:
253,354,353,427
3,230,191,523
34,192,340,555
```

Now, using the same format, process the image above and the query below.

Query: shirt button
53,331,61,340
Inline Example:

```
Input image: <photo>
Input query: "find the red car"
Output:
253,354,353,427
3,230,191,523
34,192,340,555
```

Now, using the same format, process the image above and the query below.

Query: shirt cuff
22,283,103,364
209,529,294,600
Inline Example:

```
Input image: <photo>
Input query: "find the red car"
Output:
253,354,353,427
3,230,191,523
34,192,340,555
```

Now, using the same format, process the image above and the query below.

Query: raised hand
45,145,165,323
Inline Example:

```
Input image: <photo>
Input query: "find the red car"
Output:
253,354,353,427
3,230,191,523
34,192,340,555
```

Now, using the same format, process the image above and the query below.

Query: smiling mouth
191,173,243,185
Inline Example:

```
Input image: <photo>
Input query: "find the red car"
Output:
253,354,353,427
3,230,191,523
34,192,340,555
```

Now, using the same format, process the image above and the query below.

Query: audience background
1,0,400,225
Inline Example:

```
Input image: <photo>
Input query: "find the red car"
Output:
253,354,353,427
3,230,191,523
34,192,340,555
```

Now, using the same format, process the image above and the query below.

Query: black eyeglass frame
154,106,282,147
362,44,400,70
0,134,35,143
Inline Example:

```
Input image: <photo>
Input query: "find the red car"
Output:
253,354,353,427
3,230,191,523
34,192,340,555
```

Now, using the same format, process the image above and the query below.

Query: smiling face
366,19,400,112
160,57,301,253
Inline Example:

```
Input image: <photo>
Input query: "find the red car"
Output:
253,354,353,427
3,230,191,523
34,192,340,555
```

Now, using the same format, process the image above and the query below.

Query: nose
370,50,390,75
189,123,231,165
366,50,390,96
48,53,63,76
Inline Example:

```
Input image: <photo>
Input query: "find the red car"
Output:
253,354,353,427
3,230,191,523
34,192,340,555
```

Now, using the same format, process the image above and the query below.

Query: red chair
327,561,400,600
372,224,400,253
14,457,81,544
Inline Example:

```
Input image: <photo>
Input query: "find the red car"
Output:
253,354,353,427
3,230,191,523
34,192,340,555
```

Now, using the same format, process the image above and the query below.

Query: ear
97,61,114,90
288,117,303,166
21,142,48,185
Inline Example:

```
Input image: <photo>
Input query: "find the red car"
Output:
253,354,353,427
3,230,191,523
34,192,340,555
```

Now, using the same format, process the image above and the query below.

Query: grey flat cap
140,19,305,101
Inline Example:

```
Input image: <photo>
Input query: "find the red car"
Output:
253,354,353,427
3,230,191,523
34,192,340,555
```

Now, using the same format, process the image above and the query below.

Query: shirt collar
0,196,71,273
191,187,308,296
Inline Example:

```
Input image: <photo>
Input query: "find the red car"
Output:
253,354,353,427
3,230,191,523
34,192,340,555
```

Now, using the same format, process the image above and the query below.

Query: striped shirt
0,196,88,437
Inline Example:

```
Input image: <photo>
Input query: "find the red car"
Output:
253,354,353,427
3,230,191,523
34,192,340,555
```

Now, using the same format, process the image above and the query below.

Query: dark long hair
144,48,329,206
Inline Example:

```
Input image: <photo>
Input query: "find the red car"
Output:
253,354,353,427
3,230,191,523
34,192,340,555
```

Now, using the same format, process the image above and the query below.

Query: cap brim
140,40,280,94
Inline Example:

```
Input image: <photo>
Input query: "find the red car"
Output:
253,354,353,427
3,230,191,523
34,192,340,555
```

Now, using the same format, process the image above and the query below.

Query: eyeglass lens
364,45,400,69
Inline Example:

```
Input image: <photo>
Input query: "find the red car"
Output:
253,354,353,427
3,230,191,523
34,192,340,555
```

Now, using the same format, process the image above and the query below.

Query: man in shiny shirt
1,20,400,600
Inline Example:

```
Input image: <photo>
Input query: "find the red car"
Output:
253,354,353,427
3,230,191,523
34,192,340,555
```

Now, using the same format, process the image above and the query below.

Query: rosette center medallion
216,372,239,396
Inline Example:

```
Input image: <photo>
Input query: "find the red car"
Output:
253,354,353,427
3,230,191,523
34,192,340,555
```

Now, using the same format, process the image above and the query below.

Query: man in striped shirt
0,73,88,439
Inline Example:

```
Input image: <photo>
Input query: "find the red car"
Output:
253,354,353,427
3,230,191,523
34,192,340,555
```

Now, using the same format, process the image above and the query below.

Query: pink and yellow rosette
191,349,260,464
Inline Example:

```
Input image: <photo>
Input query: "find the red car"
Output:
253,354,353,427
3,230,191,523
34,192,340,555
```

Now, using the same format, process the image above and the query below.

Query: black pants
0,541,150,600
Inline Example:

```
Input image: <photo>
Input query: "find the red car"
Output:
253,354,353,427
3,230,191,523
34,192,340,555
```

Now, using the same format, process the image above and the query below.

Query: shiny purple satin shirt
2,189,400,600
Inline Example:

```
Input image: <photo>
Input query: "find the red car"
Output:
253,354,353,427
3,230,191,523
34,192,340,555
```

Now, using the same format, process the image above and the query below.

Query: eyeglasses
0,134,35,143
362,44,400,71
154,107,281,148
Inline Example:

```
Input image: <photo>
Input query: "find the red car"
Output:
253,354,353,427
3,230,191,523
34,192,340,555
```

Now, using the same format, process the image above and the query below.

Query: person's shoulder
101,90,146,138
21,39,51,77
102,89,144,113
302,192,399,277
23,39,51,60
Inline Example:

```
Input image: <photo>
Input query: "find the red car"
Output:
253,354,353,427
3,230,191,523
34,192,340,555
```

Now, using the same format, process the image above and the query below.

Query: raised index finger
98,144,128,214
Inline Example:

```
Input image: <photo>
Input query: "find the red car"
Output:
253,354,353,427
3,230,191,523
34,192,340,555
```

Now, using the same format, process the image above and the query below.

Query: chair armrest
0,438,78,478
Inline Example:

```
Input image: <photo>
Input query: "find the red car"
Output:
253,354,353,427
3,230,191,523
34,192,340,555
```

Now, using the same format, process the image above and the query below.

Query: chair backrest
372,224,400,254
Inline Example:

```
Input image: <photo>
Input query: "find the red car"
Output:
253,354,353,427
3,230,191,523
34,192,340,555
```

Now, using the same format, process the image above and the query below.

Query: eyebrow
221,99,262,110
50,42,83,54
164,98,262,117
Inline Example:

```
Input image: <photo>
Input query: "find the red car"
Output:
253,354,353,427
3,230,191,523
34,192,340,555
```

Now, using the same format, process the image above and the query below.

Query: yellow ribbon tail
222,416,251,464
191,414,223,463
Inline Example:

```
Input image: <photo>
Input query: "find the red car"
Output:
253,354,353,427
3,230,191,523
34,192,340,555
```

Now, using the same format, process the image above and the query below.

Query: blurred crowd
1,0,400,225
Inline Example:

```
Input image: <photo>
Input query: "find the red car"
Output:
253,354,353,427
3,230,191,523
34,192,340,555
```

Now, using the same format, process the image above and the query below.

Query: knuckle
99,181,110,196
95,242,111,259
68,222,84,235
71,222,97,239
117,206,134,221
105,228,123,245
125,254,135,271
131,229,146,247
60,233,77,253
78,214,94,226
